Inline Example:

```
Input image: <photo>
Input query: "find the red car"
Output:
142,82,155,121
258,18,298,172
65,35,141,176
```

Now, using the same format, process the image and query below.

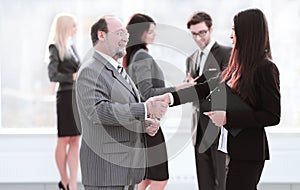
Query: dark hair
222,8,272,107
90,18,108,46
123,13,155,67
187,11,212,29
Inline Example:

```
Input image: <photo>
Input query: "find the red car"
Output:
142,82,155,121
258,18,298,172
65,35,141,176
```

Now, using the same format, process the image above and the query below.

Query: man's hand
145,97,168,119
145,118,160,136
175,72,198,90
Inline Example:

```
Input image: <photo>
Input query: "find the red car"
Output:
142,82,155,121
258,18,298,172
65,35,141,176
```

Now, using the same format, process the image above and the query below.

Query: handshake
143,76,196,136
145,94,171,119
144,75,196,119
144,94,172,136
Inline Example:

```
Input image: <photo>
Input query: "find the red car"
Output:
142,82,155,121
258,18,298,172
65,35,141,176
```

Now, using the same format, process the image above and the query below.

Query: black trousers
226,159,265,190
194,142,226,190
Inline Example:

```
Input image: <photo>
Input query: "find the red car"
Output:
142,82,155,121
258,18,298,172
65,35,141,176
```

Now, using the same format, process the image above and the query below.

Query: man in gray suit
75,15,168,190
185,12,231,190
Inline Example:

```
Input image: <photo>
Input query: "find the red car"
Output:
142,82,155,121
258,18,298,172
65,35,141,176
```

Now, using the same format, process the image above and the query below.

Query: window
1,0,299,129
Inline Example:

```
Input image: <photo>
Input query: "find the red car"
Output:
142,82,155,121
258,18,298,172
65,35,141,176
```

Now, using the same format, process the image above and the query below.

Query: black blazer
186,42,231,146
48,44,80,91
186,42,231,84
173,58,280,161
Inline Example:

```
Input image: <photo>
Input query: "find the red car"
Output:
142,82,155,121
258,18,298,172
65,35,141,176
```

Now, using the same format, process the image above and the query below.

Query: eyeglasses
191,30,209,38
110,29,130,38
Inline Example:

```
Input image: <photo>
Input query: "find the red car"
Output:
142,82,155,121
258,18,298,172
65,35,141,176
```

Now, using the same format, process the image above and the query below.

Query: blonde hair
46,13,76,61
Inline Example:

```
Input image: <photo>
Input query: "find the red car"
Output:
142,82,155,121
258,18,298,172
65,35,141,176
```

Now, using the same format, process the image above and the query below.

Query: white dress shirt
198,39,216,75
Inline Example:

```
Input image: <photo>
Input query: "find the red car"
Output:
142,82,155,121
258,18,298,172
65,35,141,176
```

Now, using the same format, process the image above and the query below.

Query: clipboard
200,83,252,136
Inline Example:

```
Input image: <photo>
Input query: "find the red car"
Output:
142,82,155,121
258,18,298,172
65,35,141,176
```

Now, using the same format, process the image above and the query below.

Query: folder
200,83,252,136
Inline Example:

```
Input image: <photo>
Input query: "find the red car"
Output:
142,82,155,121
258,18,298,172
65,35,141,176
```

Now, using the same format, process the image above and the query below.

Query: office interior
1,0,300,189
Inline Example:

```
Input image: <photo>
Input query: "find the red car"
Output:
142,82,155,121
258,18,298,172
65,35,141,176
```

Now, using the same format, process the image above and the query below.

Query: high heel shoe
58,181,67,190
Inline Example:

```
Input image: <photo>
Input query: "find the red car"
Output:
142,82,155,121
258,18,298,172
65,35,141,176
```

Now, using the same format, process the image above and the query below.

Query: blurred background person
124,13,196,190
185,11,231,190
46,13,81,190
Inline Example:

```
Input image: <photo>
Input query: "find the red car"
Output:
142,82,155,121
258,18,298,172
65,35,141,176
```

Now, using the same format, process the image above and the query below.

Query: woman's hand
204,111,227,127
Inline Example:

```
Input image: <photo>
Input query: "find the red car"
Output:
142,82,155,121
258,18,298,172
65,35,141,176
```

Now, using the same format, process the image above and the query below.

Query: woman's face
70,22,77,36
230,23,236,45
142,23,156,44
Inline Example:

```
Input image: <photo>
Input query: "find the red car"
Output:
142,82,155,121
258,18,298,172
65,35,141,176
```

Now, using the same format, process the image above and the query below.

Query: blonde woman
47,13,81,190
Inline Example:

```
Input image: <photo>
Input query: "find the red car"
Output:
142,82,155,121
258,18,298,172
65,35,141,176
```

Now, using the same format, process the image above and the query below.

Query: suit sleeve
76,65,146,128
225,62,280,129
132,52,175,100
171,76,220,106
48,44,73,83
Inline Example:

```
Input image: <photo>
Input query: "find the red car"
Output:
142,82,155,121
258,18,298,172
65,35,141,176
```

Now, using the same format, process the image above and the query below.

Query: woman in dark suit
155,8,280,190
123,13,195,190
47,13,81,190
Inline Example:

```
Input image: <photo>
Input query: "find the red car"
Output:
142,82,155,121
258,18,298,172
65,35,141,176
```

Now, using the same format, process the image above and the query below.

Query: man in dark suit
185,12,232,190
75,15,168,190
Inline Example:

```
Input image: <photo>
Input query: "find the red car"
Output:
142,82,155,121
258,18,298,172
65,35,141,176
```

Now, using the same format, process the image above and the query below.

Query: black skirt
56,90,81,137
144,128,169,181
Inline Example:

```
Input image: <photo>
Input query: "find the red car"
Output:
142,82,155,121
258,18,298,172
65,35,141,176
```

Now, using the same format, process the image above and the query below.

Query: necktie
117,65,141,102
196,51,204,75
117,65,131,85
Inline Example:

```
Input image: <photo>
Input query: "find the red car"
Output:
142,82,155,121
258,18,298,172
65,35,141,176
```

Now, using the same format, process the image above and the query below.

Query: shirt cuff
143,103,147,119
168,93,174,105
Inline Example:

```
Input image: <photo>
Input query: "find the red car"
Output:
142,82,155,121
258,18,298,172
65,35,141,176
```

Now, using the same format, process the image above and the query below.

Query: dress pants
226,159,265,190
194,142,226,190
84,185,137,190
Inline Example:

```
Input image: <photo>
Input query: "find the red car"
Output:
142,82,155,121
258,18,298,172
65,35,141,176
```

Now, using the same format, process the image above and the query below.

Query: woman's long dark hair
123,13,155,68
222,8,272,107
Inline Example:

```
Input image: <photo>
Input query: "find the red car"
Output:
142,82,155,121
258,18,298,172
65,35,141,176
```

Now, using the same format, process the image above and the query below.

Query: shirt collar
200,39,215,55
95,49,121,70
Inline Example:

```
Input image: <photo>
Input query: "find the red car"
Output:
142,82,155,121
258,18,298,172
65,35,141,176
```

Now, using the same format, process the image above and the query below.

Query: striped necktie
117,65,140,102
117,65,131,85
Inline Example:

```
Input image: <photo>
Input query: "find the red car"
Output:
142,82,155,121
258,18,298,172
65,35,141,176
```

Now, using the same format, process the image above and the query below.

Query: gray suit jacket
186,42,231,145
126,49,175,101
75,49,146,187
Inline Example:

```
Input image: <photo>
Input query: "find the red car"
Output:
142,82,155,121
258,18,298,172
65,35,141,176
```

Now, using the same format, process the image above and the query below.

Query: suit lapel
202,42,219,72
107,65,141,102
202,52,213,72
188,50,200,77
93,51,140,101
127,76,141,102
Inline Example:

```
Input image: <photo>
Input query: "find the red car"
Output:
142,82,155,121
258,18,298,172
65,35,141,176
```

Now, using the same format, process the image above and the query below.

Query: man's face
105,17,129,59
189,21,212,50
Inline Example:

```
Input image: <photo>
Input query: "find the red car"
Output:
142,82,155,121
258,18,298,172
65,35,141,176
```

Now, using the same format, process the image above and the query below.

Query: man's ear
98,31,106,41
